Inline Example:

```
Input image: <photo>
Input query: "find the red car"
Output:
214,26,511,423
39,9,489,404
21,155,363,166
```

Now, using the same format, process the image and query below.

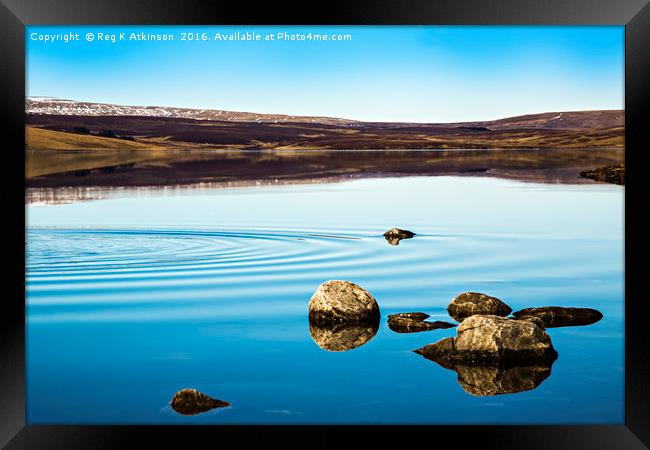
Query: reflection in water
512,307,603,328
384,236,403,246
309,320,379,352
453,362,553,396
384,235,414,246
25,178,343,205
26,148,625,194
421,354,555,396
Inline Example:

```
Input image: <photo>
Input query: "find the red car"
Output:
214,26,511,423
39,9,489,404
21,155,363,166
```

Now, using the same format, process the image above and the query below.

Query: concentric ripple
27,227,437,322
26,223,616,325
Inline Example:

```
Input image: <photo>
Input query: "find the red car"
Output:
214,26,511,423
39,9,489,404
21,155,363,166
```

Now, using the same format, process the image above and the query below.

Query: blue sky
26,26,624,122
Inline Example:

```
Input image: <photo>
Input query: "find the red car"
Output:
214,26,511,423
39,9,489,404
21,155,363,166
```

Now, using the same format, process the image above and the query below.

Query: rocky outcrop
308,280,380,324
309,321,378,352
447,292,512,322
512,307,603,328
580,164,624,185
383,227,415,246
170,389,230,415
388,312,456,333
414,315,557,364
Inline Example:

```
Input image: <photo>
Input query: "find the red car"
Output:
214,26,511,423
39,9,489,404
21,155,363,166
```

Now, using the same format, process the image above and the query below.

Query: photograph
25,25,625,425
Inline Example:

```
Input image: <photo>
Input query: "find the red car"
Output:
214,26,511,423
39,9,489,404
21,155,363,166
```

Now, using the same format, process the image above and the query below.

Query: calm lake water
26,174,624,424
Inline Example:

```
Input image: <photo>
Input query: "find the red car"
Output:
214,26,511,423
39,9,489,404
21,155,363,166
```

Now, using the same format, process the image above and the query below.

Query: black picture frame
3,0,649,448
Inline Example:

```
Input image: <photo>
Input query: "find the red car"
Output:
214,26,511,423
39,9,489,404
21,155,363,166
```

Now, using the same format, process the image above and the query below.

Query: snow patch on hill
25,97,359,126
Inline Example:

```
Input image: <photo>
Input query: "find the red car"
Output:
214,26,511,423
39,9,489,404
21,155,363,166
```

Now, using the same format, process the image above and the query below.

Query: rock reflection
420,355,555,396
309,320,379,352
453,362,553,396
384,236,399,246
512,307,603,328
27,148,625,192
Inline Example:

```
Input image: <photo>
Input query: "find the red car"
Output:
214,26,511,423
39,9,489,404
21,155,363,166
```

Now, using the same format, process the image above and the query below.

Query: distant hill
25,97,624,151
473,110,624,130
26,97,623,130
26,97,360,127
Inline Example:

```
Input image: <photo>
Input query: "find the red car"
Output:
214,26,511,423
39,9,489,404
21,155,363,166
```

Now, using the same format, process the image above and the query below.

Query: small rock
388,312,456,333
170,389,230,415
579,164,624,185
388,312,430,321
309,321,378,352
308,280,380,324
414,315,557,364
447,292,512,322
383,227,415,246
512,307,603,328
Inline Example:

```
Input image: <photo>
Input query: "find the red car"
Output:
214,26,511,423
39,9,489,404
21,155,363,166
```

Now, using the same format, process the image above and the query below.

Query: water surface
26,175,624,424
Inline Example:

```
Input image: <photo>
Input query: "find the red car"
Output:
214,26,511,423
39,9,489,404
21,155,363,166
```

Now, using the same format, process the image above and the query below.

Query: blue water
26,176,624,424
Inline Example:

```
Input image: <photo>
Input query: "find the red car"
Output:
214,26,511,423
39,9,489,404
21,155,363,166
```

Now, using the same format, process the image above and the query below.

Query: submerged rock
512,307,603,328
170,389,230,415
383,227,415,246
447,292,512,322
388,312,456,333
579,164,624,185
308,280,380,324
415,315,557,364
309,321,379,352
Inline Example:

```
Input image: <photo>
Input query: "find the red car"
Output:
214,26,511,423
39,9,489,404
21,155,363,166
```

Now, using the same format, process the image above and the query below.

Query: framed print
2,0,649,448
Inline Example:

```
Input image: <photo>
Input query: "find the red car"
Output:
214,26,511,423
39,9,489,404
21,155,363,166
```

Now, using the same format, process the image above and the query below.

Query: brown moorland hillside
26,109,624,151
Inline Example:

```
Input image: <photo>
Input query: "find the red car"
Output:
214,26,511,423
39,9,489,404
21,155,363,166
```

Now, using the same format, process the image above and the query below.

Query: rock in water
415,315,557,364
414,315,557,396
512,307,603,328
308,280,380,324
170,389,230,415
447,292,512,322
309,321,378,352
388,312,456,333
515,315,546,330
389,312,430,321
383,227,415,246
579,164,624,185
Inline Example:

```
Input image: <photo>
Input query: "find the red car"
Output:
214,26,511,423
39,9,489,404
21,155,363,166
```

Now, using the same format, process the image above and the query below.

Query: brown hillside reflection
27,148,623,194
